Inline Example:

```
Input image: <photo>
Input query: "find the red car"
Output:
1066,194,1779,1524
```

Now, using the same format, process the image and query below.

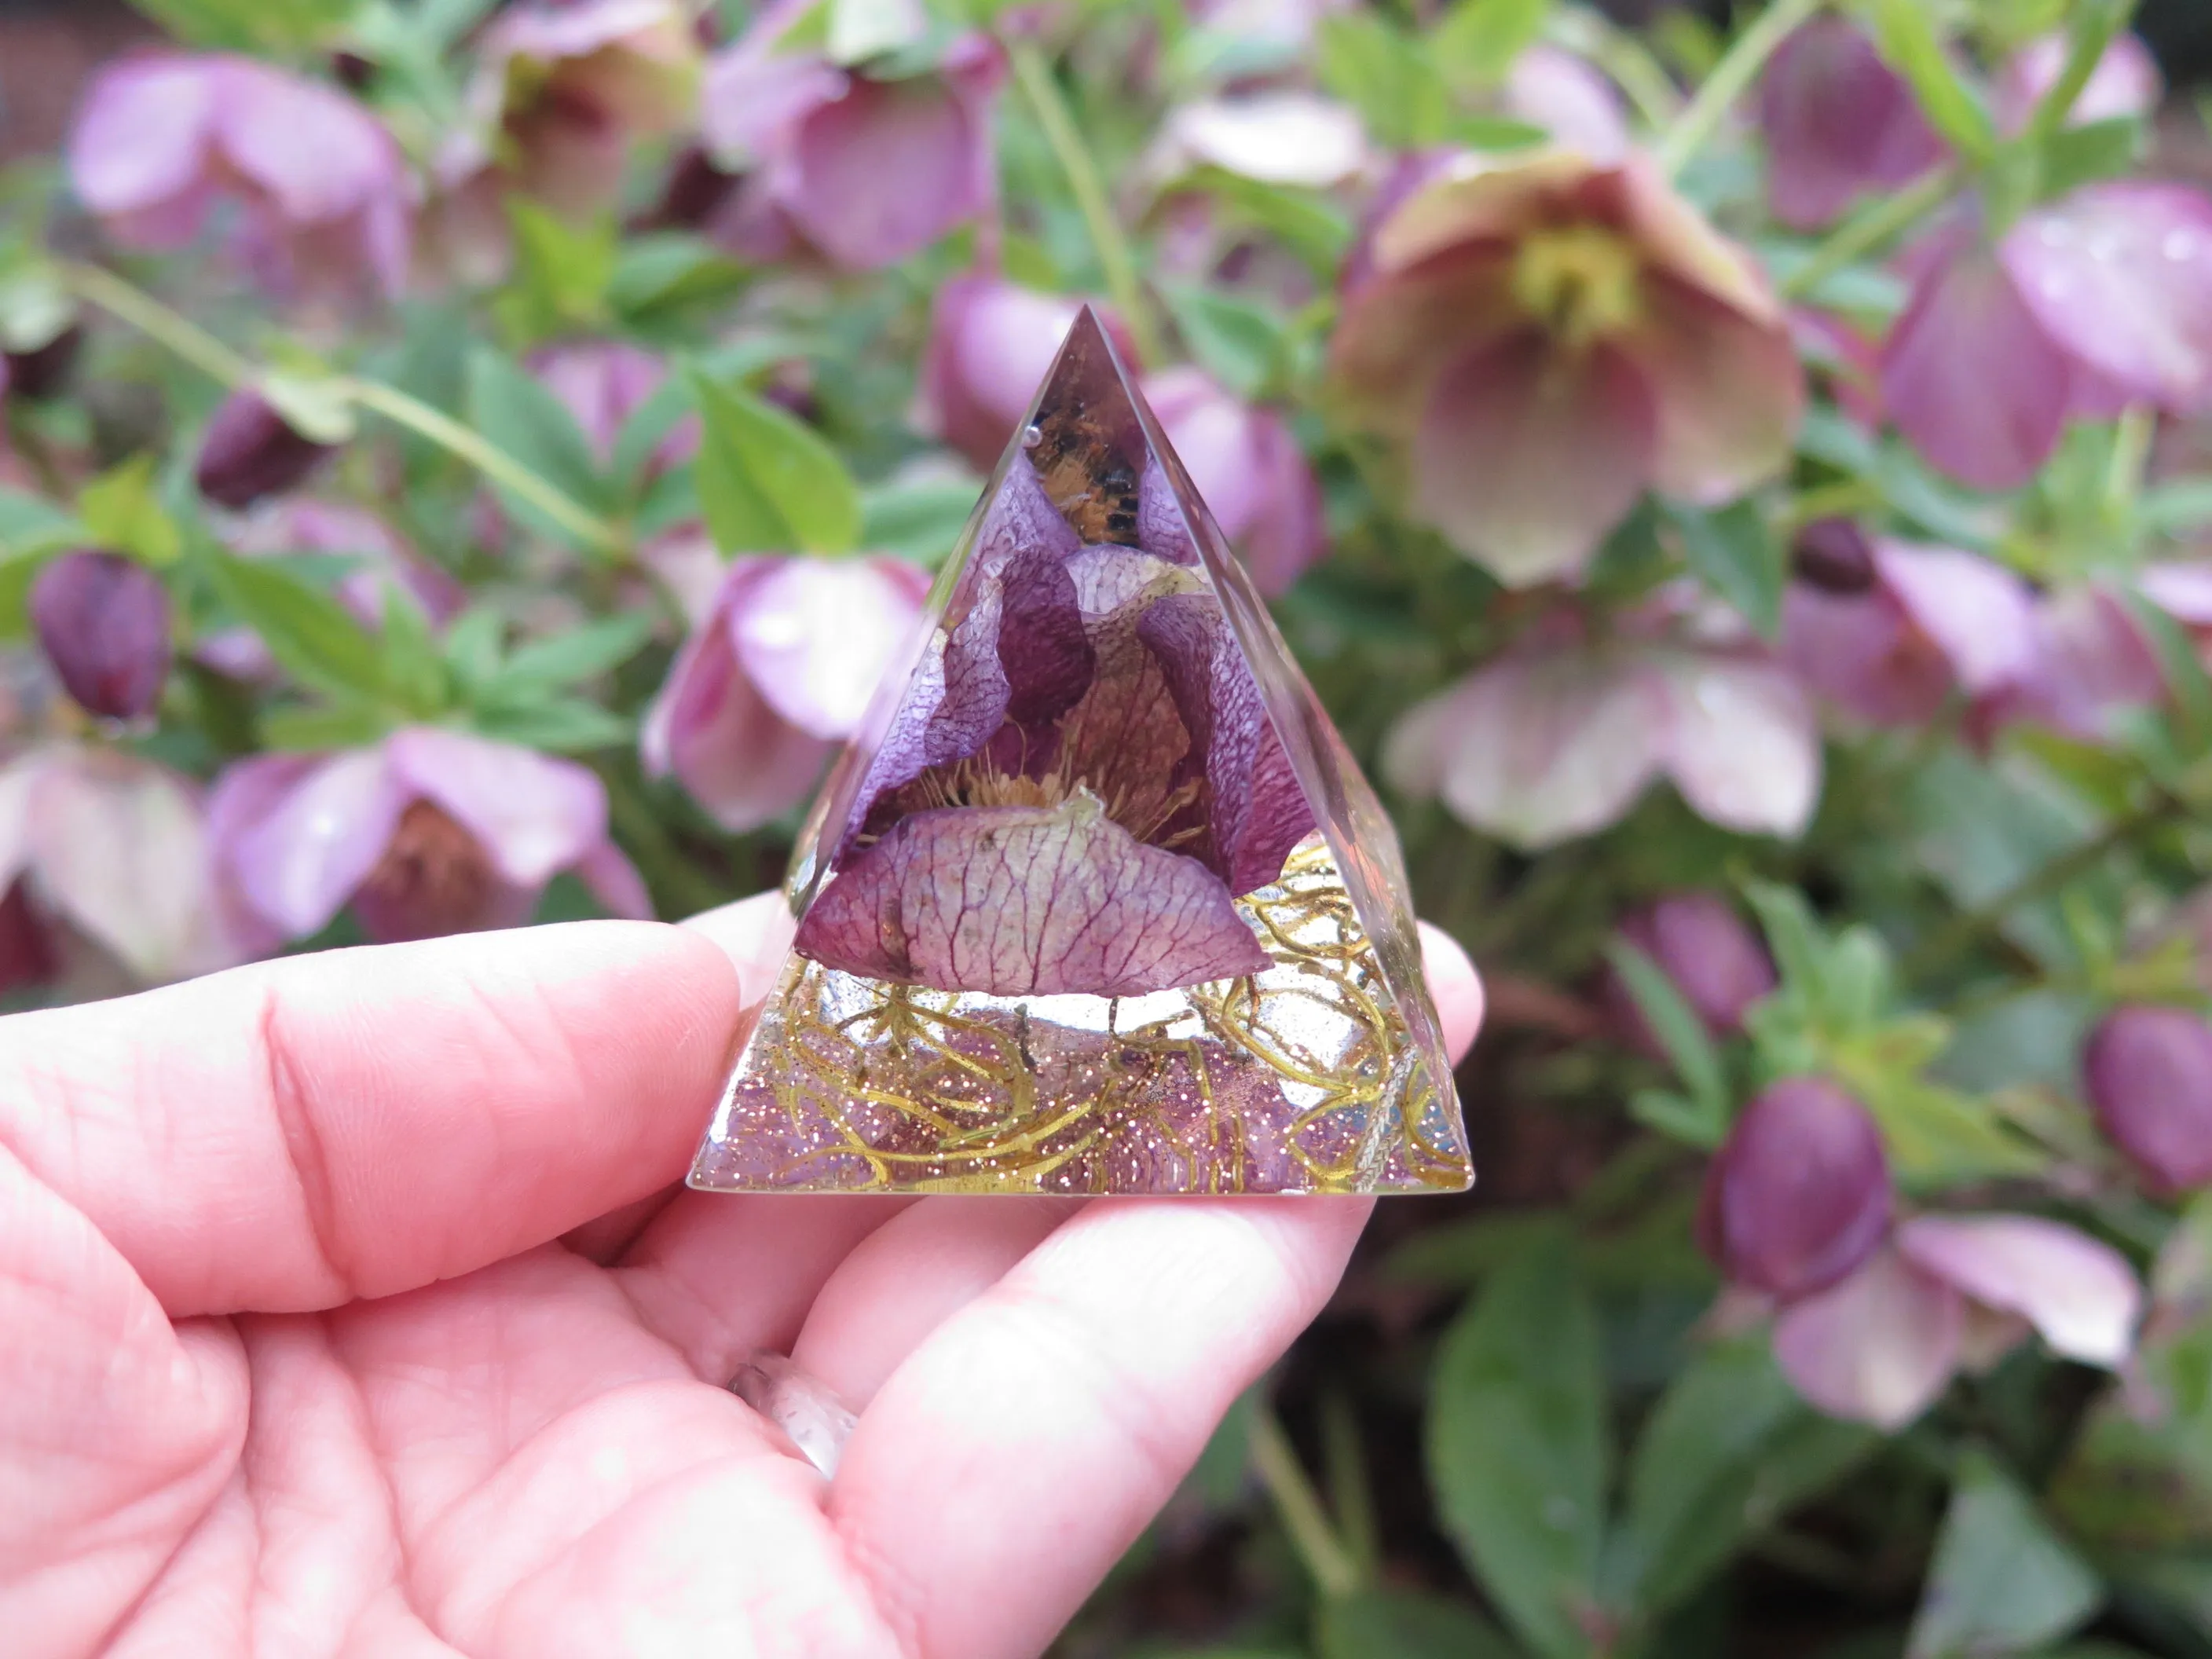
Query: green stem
1779,164,1958,302
64,259,257,390
2025,0,2133,148
345,379,624,556
1657,0,1826,179
1007,38,1163,365
2105,403,2155,519
1249,1404,1362,1600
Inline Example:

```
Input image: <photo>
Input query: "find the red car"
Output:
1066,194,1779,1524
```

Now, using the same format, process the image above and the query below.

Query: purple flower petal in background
918,275,1105,471
644,555,929,830
212,729,649,943
701,21,1002,271
1774,1245,1965,1429
69,53,412,302
1995,30,2162,134
1151,93,1370,190
30,551,170,721
529,340,698,472
793,793,1270,997
2083,1004,2212,1192
1983,580,2165,739
1757,16,1944,231
1144,367,1325,595
228,498,465,633
1700,1078,1895,1302
1897,1213,2141,1367
1655,650,1820,836
194,390,336,511
1501,46,1629,162
1611,891,1776,1042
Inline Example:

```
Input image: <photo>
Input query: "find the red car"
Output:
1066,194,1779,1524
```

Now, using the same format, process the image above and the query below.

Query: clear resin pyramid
688,311,1472,1196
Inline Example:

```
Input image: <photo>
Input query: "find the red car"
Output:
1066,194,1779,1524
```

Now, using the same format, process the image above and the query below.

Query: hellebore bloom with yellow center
1333,149,1804,587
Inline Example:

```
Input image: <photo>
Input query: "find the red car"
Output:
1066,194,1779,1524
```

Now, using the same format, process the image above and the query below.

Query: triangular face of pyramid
690,310,1473,1196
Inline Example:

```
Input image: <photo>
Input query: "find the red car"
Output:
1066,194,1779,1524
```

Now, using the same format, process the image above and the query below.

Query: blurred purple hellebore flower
1756,16,1945,232
1774,1213,2141,1428
529,339,699,473
2084,1003,2212,1192
1332,149,1804,586
1783,534,2037,725
210,727,650,946
1884,186,2212,490
0,744,244,983
1143,366,1325,595
464,0,701,218
699,5,1002,271
1610,890,1776,1048
644,554,931,832
30,551,171,722
1384,598,1820,848
1995,30,2162,134
918,275,1133,473
194,390,338,511
68,53,411,302
1698,1078,1893,1303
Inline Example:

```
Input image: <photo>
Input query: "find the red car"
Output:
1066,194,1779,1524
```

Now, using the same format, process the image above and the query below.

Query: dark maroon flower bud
0,881,59,998
30,549,172,720
1697,1077,1893,1301
1610,891,1777,1047
1791,517,1878,595
645,145,742,231
2084,1004,2212,1192
4,325,84,403
330,49,375,91
193,390,334,510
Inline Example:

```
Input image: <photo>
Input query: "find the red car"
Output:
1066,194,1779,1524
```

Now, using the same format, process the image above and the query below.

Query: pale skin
1,892,1483,1659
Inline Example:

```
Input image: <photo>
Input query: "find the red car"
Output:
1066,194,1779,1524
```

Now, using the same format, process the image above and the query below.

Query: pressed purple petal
1697,1077,1894,1302
793,793,1269,996
2003,185,2212,415
730,556,930,740
1773,1247,1964,1428
1384,649,1665,848
1413,333,1658,585
1137,591,1315,895
643,577,835,833
1898,1214,2141,1367
1882,237,2073,489
1657,654,1820,837
1874,541,2038,694
2084,1004,2212,1192
1758,16,1944,230
786,71,994,270
68,55,217,222
223,747,406,939
383,727,607,888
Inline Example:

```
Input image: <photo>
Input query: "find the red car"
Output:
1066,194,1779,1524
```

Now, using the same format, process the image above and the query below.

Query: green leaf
0,485,82,559
260,701,394,751
76,456,181,568
1317,1588,1523,1659
1432,0,1551,89
1428,1232,1607,1659
204,551,389,702
469,698,632,752
2141,479,2212,536
126,0,353,51
861,478,983,565
481,613,657,701
1604,940,1728,1140
1738,878,1829,1006
608,233,748,327
441,606,507,693
1869,0,1997,162
1907,1453,2101,1659
2121,591,2212,753
463,348,612,549
494,200,617,343
1161,282,1287,400
2034,116,2145,198
1621,1337,1877,1618
688,367,862,556
376,580,450,717
1182,167,1354,277
1317,13,1450,148
1667,498,1784,637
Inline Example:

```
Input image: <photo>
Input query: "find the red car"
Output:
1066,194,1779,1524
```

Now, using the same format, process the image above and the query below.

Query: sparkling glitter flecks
689,308,1472,1196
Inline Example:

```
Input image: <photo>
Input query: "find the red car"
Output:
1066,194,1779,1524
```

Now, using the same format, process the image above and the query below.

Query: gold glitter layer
690,834,1473,1195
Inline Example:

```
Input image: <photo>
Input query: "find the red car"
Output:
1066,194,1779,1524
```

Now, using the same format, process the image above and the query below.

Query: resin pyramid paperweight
688,311,1472,1196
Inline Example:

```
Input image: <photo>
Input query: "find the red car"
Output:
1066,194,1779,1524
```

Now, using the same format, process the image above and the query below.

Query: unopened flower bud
4,325,84,403
1791,518,1877,595
1698,1077,1894,1302
2084,1004,2212,1192
1612,891,1776,1043
30,549,171,720
194,391,335,511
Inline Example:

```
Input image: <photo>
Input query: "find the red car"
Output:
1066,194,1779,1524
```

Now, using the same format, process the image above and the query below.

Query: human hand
2,898,1481,1659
